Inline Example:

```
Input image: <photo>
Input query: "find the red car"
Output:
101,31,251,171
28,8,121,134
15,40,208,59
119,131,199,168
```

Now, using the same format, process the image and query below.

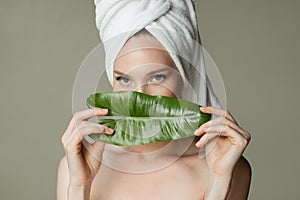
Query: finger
200,107,237,123
73,107,108,125
194,117,223,136
67,125,110,154
194,117,227,136
63,108,108,140
67,108,109,132
202,124,237,137
195,116,245,137
203,122,250,141
198,124,250,147
75,123,114,139
63,123,113,153
63,118,113,143
195,132,220,148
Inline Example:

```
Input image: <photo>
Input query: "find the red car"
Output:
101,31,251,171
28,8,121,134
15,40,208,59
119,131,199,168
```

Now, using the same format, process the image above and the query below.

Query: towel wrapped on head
94,0,222,108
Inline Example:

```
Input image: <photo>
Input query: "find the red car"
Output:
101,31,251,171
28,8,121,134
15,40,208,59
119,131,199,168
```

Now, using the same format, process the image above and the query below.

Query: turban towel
94,0,222,109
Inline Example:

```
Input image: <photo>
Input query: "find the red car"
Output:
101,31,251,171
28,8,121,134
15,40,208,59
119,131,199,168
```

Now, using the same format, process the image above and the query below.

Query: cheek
113,83,120,92
113,81,132,92
112,81,118,92
145,80,183,98
113,85,129,92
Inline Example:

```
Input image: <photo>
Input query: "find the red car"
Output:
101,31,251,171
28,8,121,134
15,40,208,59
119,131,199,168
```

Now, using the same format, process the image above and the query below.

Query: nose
135,84,147,94
133,84,163,97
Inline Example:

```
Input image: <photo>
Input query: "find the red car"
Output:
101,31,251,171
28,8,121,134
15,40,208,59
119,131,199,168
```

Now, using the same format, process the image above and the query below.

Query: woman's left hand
194,106,251,178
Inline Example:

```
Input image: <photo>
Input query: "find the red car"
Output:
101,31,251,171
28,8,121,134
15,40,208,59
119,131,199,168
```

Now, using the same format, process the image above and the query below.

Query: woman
57,1,252,199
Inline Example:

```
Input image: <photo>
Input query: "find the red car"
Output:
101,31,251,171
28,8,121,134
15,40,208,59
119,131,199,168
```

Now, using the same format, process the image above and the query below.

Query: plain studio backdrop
0,0,299,199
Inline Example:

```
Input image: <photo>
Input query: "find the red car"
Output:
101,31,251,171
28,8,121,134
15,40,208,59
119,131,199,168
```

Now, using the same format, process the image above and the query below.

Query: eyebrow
114,70,125,75
147,68,172,76
114,67,172,76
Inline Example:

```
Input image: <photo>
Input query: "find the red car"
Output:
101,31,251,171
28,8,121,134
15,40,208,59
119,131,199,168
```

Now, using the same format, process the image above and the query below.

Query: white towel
94,0,222,108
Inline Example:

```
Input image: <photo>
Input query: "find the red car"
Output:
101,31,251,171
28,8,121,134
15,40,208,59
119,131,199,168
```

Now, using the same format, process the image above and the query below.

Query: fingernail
108,128,114,134
100,108,108,112
200,107,205,111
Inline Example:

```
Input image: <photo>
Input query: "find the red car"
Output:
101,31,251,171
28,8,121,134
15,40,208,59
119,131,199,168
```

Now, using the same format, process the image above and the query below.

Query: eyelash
115,76,130,84
115,76,124,81
115,74,167,85
150,74,166,83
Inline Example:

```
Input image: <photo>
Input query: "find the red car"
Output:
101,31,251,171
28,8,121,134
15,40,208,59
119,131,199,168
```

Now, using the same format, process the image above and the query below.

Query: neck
101,137,199,173
120,141,172,153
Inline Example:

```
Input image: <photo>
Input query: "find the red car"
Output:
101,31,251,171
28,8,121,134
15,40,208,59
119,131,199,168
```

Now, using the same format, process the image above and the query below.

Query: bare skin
57,34,252,200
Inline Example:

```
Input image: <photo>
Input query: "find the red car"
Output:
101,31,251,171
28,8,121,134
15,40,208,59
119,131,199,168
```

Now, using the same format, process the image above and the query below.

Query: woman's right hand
61,108,114,187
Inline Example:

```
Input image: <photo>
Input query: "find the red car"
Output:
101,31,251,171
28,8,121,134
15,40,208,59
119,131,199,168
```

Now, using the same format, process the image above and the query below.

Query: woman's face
113,35,183,98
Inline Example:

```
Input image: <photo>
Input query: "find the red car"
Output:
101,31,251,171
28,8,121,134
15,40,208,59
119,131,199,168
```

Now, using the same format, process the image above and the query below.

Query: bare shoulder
57,155,69,178
56,156,69,200
227,156,252,200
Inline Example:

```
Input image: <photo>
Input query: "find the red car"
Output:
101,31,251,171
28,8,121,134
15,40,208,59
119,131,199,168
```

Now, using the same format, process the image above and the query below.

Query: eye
116,76,132,86
150,74,166,83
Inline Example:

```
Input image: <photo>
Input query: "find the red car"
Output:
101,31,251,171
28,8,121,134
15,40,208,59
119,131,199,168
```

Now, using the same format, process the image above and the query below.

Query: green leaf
86,91,211,146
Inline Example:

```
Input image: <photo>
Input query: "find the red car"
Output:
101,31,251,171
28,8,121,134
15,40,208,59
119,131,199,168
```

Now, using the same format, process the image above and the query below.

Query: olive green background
0,0,299,199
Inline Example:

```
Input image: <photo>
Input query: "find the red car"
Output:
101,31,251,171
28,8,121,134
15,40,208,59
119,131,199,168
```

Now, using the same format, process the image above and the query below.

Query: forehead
114,34,178,72
118,33,166,56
